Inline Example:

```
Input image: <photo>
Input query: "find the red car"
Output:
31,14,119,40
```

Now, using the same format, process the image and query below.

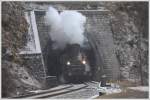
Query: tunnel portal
34,9,120,83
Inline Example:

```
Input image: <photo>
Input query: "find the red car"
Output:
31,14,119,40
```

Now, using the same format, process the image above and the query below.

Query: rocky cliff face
2,2,42,97
2,2,28,56
105,2,148,85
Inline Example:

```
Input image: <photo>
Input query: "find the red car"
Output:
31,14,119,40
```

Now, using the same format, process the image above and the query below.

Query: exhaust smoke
45,7,86,49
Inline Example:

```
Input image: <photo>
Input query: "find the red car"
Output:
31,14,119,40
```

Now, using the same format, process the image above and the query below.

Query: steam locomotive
59,44,92,83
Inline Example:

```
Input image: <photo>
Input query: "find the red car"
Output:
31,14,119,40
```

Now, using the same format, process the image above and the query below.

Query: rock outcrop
105,2,148,85
2,2,43,97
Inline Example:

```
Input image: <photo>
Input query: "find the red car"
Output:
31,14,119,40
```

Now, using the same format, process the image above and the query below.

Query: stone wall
34,11,52,75
20,54,46,85
34,11,58,86
82,10,120,81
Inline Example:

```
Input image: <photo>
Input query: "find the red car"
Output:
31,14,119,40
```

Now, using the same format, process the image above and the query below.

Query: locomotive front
60,44,91,79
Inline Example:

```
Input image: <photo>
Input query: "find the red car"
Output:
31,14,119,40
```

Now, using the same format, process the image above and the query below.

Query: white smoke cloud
45,7,86,49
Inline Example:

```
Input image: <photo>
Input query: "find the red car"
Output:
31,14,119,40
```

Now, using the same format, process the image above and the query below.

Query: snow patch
128,86,149,92
97,82,122,95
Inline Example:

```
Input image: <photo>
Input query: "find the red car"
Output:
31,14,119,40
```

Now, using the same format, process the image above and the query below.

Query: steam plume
45,7,86,49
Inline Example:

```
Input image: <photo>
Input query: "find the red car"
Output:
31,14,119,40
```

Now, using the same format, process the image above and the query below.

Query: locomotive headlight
67,61,71,65
82,60,86,64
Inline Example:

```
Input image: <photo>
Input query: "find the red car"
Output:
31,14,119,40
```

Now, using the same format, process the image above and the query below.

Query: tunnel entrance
46,41,96,83
35,10,97,83
35,9,121,84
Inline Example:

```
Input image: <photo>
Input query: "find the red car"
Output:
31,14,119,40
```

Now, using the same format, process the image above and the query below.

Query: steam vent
2,1,149,99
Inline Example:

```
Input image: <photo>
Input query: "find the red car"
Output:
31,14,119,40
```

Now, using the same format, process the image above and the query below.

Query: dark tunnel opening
45,40,96,83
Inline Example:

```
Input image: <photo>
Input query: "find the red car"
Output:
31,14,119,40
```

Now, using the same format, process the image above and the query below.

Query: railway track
15,83,89,99
49,81,99,99
12,84,72,98
37,84,88,98
12,81,99,99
